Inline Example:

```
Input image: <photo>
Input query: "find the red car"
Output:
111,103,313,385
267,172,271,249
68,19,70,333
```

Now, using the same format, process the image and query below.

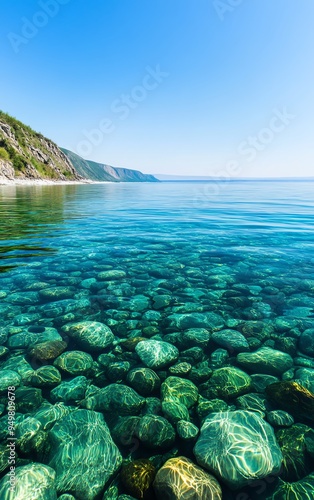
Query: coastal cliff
0,112,81,182
0,112,159,183
61,148,159,183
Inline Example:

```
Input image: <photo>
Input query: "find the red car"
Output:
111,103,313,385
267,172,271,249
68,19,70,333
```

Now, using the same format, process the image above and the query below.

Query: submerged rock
267,410,294,428
127,368,160,396
15,417,45,454
176,420,199,441
84,383,145,415
31,366,62,387
276,424,314,481
53,350,93,375
0,369,21,393
161,376,198,408
212,329,249,352
194,410,283,490
0,463,57,499
135,340,179,369
266,473,314,499
162,400,190,424
299,328,314,357
237,347,294,376
136,415,175,450
181,328,211,348
120,459,156,499
50,376,88,404
48,409,122,499
61,321,114,352
166,312,224,330
153,456,222,500
29,340,67,362
202,367,252,400
265,381,314,422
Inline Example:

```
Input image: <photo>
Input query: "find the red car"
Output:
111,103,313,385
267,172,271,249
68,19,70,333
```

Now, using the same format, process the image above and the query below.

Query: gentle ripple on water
0,180,314,499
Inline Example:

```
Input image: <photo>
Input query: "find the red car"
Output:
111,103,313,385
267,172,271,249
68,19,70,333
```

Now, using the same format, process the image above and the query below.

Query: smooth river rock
194,410,283,490
48,409,122,499
135,340,179,369
61,321,114,352
0,463,57,499
153,456,222,500
237,347,294,376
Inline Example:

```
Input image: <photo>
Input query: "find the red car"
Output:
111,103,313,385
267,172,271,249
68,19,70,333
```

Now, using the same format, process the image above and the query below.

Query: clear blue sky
1,0,313,177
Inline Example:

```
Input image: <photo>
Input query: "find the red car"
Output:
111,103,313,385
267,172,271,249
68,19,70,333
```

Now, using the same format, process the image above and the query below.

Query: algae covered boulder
120,459,156,499
161,376,198,408
153,456,222,499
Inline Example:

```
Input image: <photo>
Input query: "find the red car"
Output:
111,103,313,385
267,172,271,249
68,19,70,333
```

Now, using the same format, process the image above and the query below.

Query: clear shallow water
0,181,314,499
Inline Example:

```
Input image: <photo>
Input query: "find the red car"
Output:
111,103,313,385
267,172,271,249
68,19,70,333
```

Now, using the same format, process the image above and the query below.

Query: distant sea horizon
154,175,314,181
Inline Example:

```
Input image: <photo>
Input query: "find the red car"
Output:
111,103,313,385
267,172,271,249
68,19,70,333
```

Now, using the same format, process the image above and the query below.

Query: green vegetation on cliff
0,111,81,181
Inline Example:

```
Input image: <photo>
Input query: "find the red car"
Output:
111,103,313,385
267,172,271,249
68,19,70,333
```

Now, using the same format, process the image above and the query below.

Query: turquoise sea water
0,181,314,499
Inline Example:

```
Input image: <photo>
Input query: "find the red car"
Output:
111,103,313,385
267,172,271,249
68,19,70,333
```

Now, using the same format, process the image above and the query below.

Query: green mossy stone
98,270,126,280
29,340,67,362
31,366,61,388
136,414,175,450
50,376,88,404
181,328,211,348
169,362,192,376
0,444,9,474
0,369,21,393
84,383,145,416
7,292,40,305
127,368,160,396
210,348,229,369
211,329,249,352
267,410,294,428
53,350,93,375
162,400,190,424
15,417,43,454
34,403,73,431
196,397,228,421
266,473,314,500
106,361,130,382
153,456,222,500
39,286,75,301
161,376,198,408
176,420,199,441
201,367,252,401
166,312,224,331
235,393,268,415
276,424,314,481
15,387,43,413
237,347,294,376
